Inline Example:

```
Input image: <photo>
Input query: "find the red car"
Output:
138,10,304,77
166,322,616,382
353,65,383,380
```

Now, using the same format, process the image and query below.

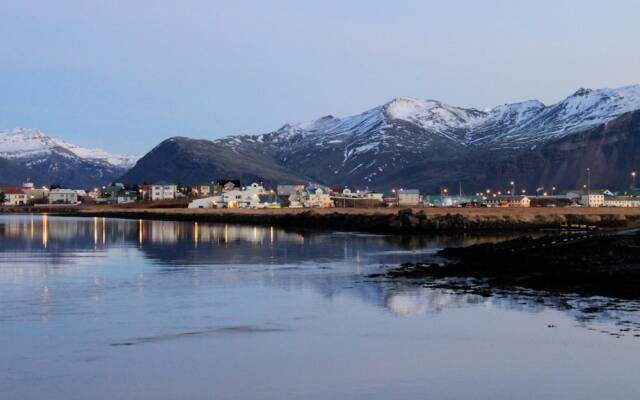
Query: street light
586,168,591,207
632,171,637,189
510,181,515,197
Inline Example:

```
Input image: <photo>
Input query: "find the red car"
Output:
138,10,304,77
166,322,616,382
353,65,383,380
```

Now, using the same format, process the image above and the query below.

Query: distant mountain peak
0,127,139,168
572,88,593,97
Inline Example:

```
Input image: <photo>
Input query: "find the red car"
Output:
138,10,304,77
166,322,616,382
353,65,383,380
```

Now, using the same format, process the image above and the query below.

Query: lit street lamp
632,171,637,189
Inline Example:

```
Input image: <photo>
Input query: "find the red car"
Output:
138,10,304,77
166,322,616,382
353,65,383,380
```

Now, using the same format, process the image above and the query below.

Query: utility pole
586,167,591,207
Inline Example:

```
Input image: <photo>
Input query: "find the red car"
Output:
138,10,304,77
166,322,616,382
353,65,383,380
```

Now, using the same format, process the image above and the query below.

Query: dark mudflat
382,232,640,298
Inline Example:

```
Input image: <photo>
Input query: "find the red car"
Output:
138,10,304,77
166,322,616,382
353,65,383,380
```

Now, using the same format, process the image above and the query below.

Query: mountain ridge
0,128,139,187
3,84,640,191
123,84,640,191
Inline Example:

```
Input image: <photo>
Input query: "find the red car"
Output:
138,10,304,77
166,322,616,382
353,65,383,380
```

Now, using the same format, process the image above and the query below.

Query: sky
1,0,639,155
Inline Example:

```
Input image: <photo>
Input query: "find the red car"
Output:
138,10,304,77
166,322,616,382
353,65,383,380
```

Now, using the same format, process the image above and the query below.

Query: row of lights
419,170,639,199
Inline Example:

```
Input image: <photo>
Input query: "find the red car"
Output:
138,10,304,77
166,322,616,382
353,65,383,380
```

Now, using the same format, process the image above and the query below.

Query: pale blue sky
1,0,639,154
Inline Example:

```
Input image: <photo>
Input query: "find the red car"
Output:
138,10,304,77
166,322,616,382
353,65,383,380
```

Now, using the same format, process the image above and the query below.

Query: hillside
123,85,640,192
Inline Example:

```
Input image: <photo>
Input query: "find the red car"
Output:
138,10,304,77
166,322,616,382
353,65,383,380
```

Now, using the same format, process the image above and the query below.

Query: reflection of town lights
42,214,48,249
138,219,143,246
94,217,98,247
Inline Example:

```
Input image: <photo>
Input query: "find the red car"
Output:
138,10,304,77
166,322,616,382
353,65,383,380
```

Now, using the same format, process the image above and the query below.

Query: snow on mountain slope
204,84,640,184
0,128,138,168
249,85,640,152
475,85,640,146
384,97,485,133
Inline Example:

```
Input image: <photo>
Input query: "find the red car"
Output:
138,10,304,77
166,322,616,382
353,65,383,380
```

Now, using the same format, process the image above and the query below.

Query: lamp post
510,181,515,197
587,168,591,206
632,171,637,189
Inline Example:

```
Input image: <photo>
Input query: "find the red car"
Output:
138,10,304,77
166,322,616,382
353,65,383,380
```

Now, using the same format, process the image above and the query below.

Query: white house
303,187,334,208
188,195,225,209
1,188,28,206
48,189,79,204
580,192,605,207
397,189,421,207
223,183,266,208
190,183,267,208
150,184,178,201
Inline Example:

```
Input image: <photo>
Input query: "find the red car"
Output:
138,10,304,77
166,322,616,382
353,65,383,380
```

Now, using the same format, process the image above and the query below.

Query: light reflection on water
1,214,640,400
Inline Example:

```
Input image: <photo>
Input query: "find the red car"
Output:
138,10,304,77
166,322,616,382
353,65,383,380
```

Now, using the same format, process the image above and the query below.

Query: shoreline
380,231,640,299
2,206,640,234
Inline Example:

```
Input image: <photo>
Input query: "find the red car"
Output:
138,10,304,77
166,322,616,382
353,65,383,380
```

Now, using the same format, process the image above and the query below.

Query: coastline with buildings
4,175,640,233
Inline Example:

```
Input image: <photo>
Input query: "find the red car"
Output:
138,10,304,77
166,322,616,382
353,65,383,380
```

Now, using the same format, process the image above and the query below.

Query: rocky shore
382,231,640,298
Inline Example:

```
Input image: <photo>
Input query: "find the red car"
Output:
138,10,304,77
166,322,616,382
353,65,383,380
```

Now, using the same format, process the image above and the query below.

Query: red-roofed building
0,187,27,206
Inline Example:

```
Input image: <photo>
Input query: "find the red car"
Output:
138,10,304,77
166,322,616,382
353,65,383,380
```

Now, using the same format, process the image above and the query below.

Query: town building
304,187,333,208
603,196,640,207
288,187,333,208
1,187,28,206
48,189,79,204
191,184,212,197
188,182,266,208
330,188,385,207
21,182,48,203
277,184,306,197
486,195,531,208
116,190,138,204
580,191,605,207
423,195,484,207
223,183,266,208
105,183,125,198
396,189,421,207
256,196,283,209
142,184,178,201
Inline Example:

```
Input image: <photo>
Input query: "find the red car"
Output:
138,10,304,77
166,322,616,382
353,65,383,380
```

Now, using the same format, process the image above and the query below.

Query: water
1,214,639,399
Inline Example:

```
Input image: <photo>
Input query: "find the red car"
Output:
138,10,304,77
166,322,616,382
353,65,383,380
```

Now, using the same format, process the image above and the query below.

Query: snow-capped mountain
246,84,640,150
0,128,139,187
0,128,138,168
116,84,640,192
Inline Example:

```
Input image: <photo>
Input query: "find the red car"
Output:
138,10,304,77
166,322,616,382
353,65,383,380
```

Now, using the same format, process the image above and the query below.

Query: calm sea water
1,214,640,400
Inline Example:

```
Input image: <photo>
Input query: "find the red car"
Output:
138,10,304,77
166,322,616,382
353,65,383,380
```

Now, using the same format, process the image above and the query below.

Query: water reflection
0,215,637,332
2,215,640,400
